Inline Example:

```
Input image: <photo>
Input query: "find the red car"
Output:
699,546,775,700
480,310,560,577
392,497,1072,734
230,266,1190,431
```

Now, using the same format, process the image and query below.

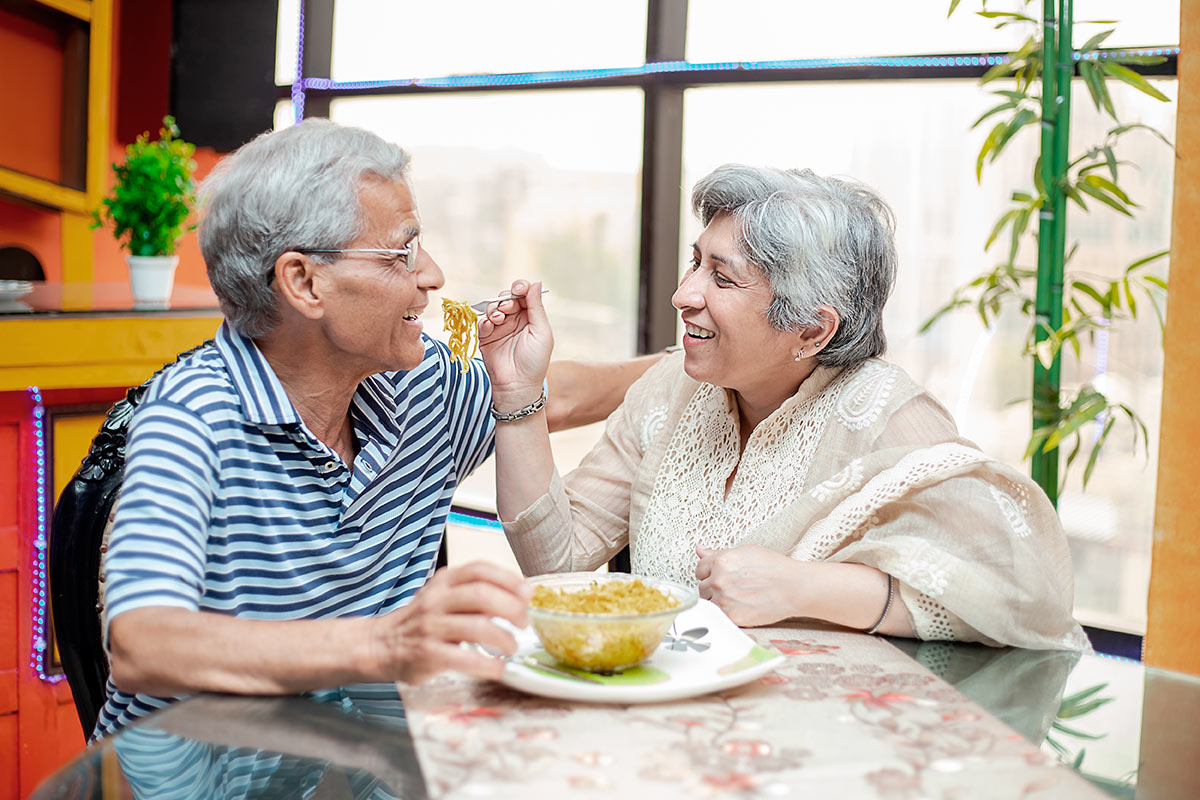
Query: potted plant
93,116,198,307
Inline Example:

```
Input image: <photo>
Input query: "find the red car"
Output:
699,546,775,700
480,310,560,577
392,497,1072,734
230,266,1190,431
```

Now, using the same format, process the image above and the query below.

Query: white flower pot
126,255,179,308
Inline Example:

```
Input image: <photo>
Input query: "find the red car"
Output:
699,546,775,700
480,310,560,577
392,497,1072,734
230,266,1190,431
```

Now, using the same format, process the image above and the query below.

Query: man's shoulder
141,346,241,418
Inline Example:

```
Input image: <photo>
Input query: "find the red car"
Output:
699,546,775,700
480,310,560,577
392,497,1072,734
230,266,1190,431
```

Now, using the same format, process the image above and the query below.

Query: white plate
499,598,783,703
0,280,33,301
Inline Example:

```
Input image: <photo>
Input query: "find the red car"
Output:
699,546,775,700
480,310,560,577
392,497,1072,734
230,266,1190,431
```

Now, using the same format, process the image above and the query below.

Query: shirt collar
214,322,303,426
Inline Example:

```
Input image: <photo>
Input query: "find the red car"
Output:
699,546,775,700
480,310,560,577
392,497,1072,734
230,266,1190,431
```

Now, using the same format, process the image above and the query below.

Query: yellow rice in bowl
527,573,696,672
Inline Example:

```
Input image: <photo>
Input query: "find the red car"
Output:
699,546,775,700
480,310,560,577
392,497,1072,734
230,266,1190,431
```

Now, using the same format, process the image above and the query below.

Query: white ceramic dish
499,597,783,703
0,280,33,302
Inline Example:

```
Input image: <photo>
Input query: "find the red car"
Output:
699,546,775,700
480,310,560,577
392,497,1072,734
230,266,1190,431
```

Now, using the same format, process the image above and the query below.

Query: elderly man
97,119,645,738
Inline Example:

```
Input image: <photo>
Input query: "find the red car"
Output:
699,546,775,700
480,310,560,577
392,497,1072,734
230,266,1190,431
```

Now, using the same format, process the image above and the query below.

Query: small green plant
93,116,198,256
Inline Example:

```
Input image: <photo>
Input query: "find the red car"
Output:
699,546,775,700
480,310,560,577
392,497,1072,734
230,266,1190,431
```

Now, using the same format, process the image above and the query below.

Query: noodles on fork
442,298,478,373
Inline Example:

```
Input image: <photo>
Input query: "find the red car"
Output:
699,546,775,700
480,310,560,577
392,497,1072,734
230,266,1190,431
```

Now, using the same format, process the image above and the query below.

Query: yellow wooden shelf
0,314,222,392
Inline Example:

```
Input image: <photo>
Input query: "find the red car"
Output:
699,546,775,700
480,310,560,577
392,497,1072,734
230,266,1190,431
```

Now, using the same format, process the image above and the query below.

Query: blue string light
27,387,64,684
287,48,1178,97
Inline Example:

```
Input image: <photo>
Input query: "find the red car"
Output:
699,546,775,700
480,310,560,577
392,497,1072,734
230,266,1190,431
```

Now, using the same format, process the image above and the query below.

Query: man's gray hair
691,164,898,366
199,119,412,337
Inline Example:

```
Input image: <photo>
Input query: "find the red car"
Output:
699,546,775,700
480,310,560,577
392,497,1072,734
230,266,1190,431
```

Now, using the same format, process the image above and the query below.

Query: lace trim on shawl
836,359,897,431
632,367,861,587
790,442,993,562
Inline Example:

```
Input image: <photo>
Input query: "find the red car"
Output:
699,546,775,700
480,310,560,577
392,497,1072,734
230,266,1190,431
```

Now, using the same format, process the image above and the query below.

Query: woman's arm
695,544,916,637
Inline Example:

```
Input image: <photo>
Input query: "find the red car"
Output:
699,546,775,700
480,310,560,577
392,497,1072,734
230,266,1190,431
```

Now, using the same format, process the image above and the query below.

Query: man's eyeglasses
267,241,421,283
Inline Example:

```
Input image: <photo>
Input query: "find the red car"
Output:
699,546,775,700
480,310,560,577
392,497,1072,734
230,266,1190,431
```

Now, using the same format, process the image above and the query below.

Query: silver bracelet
864,574,894,635
490,390,547,423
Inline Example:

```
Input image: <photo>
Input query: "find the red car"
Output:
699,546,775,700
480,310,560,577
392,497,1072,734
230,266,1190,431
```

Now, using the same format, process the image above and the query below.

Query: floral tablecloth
398,626,1105,799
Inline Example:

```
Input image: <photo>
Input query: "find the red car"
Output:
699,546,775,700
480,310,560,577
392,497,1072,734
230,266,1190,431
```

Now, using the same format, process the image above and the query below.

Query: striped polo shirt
94,322,494,739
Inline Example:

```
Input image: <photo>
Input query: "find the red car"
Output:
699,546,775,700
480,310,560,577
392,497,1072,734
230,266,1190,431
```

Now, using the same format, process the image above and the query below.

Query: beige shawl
505,352,1089,651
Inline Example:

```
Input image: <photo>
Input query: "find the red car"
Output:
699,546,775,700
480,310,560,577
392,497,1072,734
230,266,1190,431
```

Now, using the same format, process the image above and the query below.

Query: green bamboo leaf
1061,684,1110,708
972,100,1020,130
1081,29,1115,51
1100,61,1171,102
1044,398,1107,452
1072,280,1108,309
977,121,1007,182
1078,62,1108,116
1103,146,1119,181
1064,184,1089,211
1110,55,1168,66
1084,417,1117,487
947,0,962,17
1060,697,1116,718
994,108,1038,157
1073,749,1086,769
977,11,1037,22
1082,174,1135,205
986,209,1019,251
1125,248,1169,272
1124,277,1138,316
981,61,1016,84
992,89,1029,101
1077,181,1134,216
1110,122,1174,148
1144,275,1168,291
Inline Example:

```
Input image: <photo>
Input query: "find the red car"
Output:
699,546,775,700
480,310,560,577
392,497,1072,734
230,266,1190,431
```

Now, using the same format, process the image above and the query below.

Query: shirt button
319,461,338,474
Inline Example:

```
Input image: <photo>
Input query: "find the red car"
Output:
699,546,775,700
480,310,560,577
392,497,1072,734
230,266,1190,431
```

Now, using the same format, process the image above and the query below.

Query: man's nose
417,249,445,291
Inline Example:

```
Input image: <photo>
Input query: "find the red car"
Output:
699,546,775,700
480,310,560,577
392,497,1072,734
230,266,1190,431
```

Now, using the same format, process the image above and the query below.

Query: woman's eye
714,273,734,286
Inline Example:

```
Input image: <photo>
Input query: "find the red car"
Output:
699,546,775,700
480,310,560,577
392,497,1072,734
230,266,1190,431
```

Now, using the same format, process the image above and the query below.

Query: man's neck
256,325,366,464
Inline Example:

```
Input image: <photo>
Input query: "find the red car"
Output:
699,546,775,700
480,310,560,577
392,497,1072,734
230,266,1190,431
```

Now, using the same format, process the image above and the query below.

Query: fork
469,288,550,313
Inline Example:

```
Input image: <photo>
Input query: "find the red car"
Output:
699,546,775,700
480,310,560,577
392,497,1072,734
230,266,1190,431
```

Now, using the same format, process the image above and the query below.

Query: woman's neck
733,363,816,443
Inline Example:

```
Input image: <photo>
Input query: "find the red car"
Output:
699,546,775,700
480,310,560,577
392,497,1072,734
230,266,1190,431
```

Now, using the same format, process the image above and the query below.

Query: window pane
331,90,644,512
330,0,648,81
276,0,300,85
686,0,1179,62
682,79,1176,633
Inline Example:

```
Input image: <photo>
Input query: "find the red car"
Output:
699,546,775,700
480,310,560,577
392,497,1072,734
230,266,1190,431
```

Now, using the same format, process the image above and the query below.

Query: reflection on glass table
32,685,426,800
32,643,1200,799
890,639,1200,799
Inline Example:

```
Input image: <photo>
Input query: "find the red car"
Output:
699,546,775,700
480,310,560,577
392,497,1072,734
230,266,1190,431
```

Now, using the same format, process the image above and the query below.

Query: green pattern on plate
717,645,778,676
528,651,670,685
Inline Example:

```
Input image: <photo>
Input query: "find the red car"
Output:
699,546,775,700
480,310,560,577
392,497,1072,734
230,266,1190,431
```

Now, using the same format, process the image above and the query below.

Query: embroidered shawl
504,353,1089,650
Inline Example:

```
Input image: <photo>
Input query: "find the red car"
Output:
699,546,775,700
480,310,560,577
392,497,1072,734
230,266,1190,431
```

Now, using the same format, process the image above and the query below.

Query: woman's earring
794,348,805,362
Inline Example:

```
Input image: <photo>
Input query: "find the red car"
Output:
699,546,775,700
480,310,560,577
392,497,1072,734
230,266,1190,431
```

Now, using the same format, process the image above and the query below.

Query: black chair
49,341,212,736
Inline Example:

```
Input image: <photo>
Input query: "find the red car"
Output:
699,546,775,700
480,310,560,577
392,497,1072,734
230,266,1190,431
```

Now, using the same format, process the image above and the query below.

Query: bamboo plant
924,0,1172,500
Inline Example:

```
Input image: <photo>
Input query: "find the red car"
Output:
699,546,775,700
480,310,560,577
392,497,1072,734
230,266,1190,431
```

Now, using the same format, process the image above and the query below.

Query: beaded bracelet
490,390,547,423
864,574,895,635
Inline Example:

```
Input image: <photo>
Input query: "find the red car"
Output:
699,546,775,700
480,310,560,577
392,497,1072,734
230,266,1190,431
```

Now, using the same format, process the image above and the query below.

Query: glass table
30,627,1200,799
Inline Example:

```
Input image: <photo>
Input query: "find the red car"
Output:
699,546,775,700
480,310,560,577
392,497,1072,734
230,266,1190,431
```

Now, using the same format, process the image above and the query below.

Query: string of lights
27,386,64,684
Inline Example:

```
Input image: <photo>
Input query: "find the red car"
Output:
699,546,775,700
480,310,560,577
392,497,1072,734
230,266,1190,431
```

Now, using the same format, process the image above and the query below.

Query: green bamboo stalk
1032,0,1071,505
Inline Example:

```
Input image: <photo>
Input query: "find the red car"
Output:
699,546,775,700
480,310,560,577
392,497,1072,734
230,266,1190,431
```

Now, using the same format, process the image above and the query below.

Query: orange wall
1,0,219,290
0,7,64,184
0,198,62,282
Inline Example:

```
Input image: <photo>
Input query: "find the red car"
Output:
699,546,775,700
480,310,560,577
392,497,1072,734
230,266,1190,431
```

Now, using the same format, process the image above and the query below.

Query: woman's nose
672,269,703,311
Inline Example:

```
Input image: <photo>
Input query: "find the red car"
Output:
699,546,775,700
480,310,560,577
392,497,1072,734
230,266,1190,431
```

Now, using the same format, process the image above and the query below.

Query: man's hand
695,544,803,627
366,561,533,684
477,280,553,412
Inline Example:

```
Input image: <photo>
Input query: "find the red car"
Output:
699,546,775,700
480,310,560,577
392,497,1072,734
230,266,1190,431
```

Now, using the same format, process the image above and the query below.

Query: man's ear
273,252,325,321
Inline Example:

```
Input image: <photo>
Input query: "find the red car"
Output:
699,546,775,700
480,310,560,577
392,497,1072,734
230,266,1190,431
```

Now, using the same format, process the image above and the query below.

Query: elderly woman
486,165,1087,650
96,119,641,739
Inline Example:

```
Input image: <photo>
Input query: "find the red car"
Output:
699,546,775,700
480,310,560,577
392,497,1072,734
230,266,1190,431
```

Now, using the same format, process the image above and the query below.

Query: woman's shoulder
626,350,696,408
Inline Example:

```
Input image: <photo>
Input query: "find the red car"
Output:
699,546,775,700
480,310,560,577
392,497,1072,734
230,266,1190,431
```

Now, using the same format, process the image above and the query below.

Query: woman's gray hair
691,164,898,366
198,119,412,337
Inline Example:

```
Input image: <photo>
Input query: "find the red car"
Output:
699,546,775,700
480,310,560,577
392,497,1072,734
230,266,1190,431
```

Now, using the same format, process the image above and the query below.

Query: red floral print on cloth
720,739,772,758
842,689,914,709
702,771,757,791
770,638,841,656
442,705,505,724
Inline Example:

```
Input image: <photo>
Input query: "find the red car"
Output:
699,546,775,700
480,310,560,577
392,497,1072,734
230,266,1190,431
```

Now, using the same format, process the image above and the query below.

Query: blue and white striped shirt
95,322,494,739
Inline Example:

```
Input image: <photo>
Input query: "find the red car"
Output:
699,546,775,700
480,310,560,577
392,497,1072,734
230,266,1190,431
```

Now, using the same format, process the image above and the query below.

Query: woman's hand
477,280,553,411
695,544,804,627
